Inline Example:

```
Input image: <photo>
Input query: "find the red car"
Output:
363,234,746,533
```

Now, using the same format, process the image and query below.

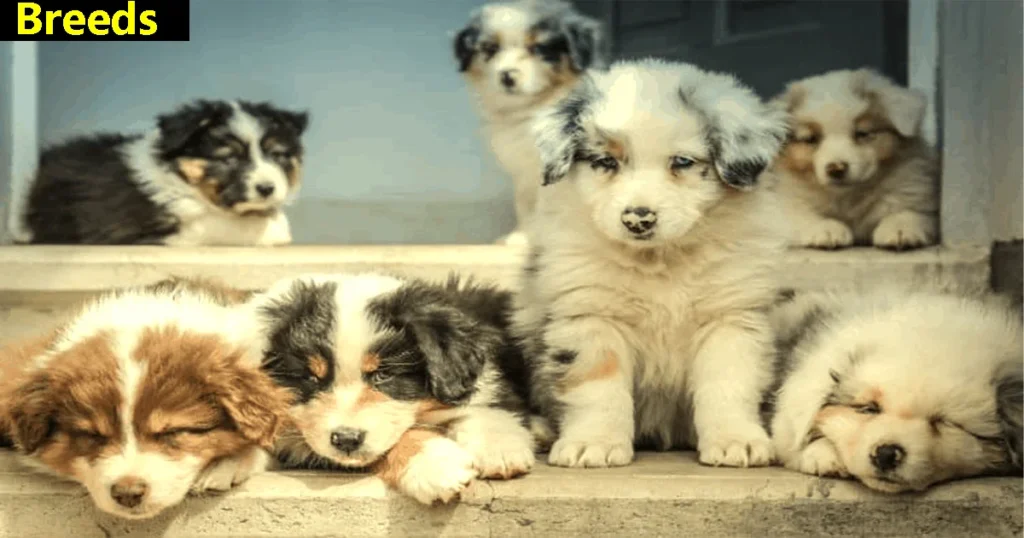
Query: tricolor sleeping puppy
14,99,308,246
249,272,537,504
770,68,938,250
515,59,789,468
454,0,606,245
769,284,1023,492
0,279,290,519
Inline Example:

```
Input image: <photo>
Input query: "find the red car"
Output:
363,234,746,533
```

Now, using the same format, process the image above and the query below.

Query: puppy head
454,0,605,105
774,68,926,188
4,293,289,519
813,303,1023,493
533,59,787,247
257,273,499,468
155,99,309,216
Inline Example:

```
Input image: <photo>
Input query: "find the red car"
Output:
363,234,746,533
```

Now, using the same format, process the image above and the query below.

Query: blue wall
37,0,514,244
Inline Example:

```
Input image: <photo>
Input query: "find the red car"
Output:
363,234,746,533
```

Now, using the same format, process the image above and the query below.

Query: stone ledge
0,244,993,307
0,453,1019,538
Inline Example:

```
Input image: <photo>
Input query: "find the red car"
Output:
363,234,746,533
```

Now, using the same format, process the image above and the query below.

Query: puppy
771,68,938,250
15,99,308,246
768,284,1023,492
0,280,290,519
454,0,606,246
249,272,537,504
516,59,790,469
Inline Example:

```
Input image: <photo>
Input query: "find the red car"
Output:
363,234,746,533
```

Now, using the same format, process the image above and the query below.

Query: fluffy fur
0,279,290,519
768,283,1023,492
770,68,938,250
454,0,606,245
515,59,790,469
16,99,308,246
249,272,537,504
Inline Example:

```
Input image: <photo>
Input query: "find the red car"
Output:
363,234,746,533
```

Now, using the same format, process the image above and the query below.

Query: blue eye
671,156,695,170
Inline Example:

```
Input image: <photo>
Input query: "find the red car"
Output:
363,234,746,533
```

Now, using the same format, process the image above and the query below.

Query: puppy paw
257,213,293,246
497,231,529,247
872,213,936,251
797,219,854,250
698,425,775,468
791,439,849,478
191,449,269,494
399,437,477,505
547,437,634,468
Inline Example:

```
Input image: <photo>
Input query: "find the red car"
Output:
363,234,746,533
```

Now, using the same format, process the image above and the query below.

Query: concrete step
0,453,1020,538
0,244,993,308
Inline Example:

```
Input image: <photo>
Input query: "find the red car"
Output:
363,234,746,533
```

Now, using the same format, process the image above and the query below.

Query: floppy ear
404,306,501,405
453,14,482,72
771,82,806,114
685,72,790,189
6,372,57,454
995,364,1023,471
155,100,231,155
214,360,292,449
533,83,594,186
560,14,605,72
854,68,926,138
276,109,310,136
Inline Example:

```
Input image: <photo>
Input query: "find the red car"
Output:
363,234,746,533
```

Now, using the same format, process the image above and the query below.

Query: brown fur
372,427,440,488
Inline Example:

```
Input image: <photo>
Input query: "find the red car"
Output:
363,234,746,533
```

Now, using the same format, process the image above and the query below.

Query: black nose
110,479,148,509
330,428,366,452
621,206,658,235
500,70,516,89
255,183,276,198
826,161,849,180
870,443,905,472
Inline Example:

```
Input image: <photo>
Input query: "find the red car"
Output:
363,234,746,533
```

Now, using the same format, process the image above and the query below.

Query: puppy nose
110,477,149,509
330,427,366,452
870,443,905,472
500,70,517,89
826,161,849,180
255,183,276,198
621,206,658,235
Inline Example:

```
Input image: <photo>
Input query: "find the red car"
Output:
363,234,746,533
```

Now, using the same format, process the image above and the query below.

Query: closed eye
591,155,619,173
853,401,881,414
157,425,218,439
794,133,821,145
854,130,874,142
68,428,107,442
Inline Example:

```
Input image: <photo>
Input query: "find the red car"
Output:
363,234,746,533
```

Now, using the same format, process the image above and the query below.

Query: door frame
1,42,38,243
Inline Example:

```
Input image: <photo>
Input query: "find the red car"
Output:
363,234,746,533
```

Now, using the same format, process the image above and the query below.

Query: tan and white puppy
454,0,606,246
771,68,938,250
516,59,789,469
769,284,1023,492
0,280,290,519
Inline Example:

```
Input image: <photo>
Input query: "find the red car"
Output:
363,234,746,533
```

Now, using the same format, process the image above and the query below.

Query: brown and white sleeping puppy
768,283,1023,492
0,279,290,519
770,68,938,250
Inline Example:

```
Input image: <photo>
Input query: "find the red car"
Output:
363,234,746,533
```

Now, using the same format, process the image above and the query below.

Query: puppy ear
684,72,789,189
854,68,926,138
560,15,605,72
6,372,57,453
214,359,291,449
771,82,806,114
155,100,231,155
995,364,1024,471
533,83,593,186
277,110,310,135
453,14,482,72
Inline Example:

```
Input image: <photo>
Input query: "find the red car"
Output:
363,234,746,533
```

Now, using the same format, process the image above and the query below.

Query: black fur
995,367,1024,471
453,15,482,72
259,280,339,404
23,99,309,245
540,85,593,186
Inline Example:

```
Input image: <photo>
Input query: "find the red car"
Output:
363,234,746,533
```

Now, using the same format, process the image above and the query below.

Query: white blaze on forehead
227,101,289,207
483,4,532,36
333,273,405,375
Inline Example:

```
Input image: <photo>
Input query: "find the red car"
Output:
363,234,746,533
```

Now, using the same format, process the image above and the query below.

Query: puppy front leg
447,407,536,479
690,321,774,467
191,446,271,494
784,202,854,249
871,210,937,250
544,319,635,468
373,428,477,505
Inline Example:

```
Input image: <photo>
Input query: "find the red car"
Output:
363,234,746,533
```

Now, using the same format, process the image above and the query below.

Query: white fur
519,59,787,469
771,68,938,250
397,437,477,505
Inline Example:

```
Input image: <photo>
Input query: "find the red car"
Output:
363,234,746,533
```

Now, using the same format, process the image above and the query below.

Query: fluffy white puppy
770,68,938,250
769,284,1023,492
514,59,789,468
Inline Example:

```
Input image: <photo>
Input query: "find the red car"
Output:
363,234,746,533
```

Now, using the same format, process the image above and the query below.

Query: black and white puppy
15,99,308,246
249,272,538,504
454,0,606,246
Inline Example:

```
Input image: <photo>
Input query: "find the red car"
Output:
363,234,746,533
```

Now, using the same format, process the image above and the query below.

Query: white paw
791,439,849,477
698,425,775,467
258,213,293,246
191,450,269,494
872,213,935,250
399,437,478,505
457,432,535,479
547,437,634,468
797,219,854,249
497,231,529,247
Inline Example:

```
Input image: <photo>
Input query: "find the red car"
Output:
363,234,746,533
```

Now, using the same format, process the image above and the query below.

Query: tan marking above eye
308,355,329,379
361,354,381,374
176,158,208,184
